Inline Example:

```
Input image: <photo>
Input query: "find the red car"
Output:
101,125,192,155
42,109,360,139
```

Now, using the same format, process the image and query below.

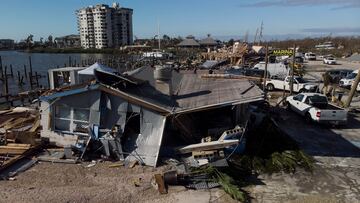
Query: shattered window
55,105,71,118
54,119,70,131
53,105,90,134
73,108,90,133
74,109,90,121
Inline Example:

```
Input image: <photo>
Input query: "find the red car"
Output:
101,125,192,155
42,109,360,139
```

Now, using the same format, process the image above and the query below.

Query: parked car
253,62,289,76
265,76,318,93
323,57,337,65
324,69,353,84
304,52,316,61
285,93,347,125
339,70,358,88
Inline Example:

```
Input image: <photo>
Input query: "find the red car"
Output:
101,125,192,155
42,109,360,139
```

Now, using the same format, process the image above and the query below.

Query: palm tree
25,34,34,49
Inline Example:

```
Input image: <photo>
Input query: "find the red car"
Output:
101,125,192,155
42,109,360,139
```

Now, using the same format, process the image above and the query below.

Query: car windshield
346,73,357,79
327,58,334,60
295,77,307,83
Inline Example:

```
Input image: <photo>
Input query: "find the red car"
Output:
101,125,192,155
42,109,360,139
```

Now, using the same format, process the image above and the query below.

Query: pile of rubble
0,107,40,179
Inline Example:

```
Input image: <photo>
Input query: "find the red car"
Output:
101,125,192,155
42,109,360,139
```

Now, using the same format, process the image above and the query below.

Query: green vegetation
230,116,314,174
192,116,314,202
193,166,248,202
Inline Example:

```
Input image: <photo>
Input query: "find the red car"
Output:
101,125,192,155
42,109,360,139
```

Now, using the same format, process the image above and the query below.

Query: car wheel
284,101,291,111
305,113,312,124
266,83,274,91
299,88,306,93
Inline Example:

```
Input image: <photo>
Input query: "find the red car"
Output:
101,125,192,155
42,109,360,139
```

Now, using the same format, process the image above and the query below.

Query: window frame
53,105,90,135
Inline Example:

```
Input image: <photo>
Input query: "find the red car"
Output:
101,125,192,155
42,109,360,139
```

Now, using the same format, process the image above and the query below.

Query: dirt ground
1,160,359,203
0,161,236,203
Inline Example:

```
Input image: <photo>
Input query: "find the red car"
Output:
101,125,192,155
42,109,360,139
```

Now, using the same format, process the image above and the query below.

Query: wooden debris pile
0,143,37,172
0,107,40,173
0,107,40,146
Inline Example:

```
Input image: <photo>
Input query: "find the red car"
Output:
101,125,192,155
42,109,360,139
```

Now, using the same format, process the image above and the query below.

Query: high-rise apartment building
76,3,133,49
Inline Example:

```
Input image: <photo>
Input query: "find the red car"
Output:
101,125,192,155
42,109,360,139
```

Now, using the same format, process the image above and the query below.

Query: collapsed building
201,42,266,66
39,64,264,166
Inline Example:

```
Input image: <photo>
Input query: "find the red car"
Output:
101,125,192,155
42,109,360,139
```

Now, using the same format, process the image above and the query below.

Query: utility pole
344,68,360,108
289,44,296,95
157,20,161,50
263,44,269,92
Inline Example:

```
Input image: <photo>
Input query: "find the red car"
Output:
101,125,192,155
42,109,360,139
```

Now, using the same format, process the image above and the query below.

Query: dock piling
23,65,27,78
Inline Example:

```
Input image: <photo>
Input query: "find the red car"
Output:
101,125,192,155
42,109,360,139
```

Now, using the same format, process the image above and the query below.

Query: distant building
178,34,220,49
315,41,335,50
55,35,81,48
76,3,133,49
199,34,219,48
0,39,15,49
177,35,200,48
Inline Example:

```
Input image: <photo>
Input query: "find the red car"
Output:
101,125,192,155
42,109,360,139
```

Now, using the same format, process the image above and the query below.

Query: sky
0,0,359,41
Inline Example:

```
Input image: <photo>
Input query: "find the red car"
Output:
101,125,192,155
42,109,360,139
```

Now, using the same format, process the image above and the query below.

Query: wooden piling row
0,54,133,108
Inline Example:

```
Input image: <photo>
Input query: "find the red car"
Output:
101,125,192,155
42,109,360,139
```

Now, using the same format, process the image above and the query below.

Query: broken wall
40,90,101,146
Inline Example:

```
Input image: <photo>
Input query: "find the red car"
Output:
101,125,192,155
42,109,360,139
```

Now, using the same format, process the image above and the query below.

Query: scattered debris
128,160,138,168
108,161,124,168
85,160,97,168
154,173,167,194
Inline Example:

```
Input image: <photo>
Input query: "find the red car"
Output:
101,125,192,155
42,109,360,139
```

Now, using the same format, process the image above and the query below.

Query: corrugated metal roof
42,67,264,114
118,67,264,113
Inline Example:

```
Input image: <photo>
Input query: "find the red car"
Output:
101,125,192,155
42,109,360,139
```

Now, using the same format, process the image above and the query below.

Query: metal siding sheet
125,108,166,166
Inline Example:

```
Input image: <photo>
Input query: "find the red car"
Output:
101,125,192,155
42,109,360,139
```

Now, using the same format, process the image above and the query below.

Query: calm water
0,51,116,94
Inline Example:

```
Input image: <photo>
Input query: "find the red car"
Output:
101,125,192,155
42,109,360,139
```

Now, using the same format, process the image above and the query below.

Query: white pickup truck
266,76,318,93
285,93,348,125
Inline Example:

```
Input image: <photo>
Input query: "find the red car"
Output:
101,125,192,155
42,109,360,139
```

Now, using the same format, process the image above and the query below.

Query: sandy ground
0,161,236,203
1,158,359,203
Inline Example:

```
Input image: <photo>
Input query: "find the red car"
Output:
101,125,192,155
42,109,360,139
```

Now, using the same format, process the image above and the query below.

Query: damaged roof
41,66,264,115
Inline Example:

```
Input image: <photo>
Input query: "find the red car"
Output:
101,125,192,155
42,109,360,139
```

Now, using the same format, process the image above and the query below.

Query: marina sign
271,49,294,56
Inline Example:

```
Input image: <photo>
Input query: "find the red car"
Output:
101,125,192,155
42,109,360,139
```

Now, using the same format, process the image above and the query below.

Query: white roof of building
78,62,115,75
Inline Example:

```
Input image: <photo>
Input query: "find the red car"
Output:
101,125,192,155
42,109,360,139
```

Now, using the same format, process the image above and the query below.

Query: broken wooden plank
0,118,15,128
4,117,35,130
154,174,167,194
37,156,78,164
29,118,40,132
6,143,31,147
128,160,138,168
177,139,239,154
0,145,40,172
0,144,31,155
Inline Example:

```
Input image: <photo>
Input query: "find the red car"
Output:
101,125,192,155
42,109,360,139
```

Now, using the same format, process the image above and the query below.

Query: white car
340,70,358,88
266,76,318,93
304,52,316,61
323,57,337,65
285,93,347,125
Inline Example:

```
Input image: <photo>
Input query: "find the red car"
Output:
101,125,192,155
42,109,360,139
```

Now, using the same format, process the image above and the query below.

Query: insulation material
125,108,166,167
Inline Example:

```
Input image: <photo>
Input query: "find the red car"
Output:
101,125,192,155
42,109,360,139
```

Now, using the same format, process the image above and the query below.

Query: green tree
25,34,34,49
